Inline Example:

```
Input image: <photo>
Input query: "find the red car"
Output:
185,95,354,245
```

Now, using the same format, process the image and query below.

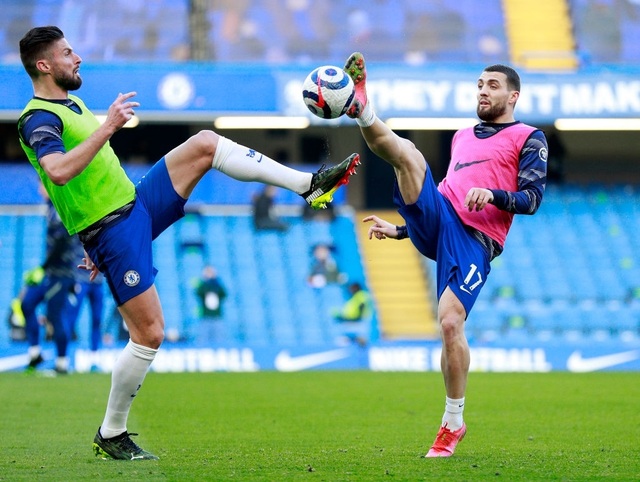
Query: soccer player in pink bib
343,52,547,457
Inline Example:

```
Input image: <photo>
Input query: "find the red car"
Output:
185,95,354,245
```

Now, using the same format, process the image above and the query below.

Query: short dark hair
349,282,363,293
484,64,521,92
19,26,64,78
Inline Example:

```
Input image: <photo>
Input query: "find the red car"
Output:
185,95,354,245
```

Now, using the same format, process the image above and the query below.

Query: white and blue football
302,66,355,119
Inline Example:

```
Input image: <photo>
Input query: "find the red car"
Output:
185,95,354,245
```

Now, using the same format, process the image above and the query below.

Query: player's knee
134,323,164,349
439,313,464,340
148,326,165,349
190,130,218,159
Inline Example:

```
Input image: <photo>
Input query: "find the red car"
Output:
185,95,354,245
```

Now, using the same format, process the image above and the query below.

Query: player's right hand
78,250,100,282
362,215,399,240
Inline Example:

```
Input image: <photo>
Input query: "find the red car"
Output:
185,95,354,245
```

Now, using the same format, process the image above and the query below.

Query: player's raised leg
344,52,369,120
343,52,426,205
163,130,359,210
301,153,360,209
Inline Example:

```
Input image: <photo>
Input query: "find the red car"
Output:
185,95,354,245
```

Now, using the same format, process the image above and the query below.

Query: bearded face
54,69,82,91
476,97,507,122
42,38,83,92
475,70,517,123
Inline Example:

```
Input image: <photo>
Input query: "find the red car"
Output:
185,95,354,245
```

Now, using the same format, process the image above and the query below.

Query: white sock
441,396,465,431
99,340,157,439
55,356,69,372
356,101,377,128
28,345,41,360
212,136,312,194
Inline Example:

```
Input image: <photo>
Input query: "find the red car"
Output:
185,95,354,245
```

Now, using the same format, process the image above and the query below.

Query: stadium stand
0,0,190,63
425,183,640,343
3,0,640,69
0,208,374,348
3,184,639,350
502,0,578,70
1,2,640,352
200,0,507,64
356,210,438,339
172,212,374,346
571,0,640,65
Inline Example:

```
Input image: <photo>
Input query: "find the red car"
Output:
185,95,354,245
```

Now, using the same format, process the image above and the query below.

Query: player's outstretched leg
343,52,368,119
301,153,360,210
93,428,159,461
209,136,360,211
425,423,467,458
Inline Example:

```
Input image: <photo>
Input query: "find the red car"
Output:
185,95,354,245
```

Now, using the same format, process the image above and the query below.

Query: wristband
396,225,408,240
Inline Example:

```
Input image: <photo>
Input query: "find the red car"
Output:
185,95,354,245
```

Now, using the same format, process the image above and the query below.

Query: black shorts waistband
78,200,135,245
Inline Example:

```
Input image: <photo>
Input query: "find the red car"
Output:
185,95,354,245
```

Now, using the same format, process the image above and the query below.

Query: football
302,65,355,119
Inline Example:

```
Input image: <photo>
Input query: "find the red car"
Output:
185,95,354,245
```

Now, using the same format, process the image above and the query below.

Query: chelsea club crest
123,270,141,287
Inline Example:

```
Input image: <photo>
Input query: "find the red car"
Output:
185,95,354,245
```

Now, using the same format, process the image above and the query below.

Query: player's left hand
464,187,494,212
78,250,99,281
105,92,139,132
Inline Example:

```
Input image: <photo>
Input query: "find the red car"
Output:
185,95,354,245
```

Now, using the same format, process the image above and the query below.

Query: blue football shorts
83,158,187,306
393,166,491,318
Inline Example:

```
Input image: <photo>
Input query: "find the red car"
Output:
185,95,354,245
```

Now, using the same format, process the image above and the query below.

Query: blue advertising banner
2,63,640,124
1,340,639,373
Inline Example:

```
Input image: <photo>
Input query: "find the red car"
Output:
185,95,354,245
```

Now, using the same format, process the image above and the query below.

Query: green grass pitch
1,371,638,481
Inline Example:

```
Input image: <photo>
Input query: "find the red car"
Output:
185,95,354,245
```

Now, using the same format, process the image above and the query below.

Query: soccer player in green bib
18,26,360,461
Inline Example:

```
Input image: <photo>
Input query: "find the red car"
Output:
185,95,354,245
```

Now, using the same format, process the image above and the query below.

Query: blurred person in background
18,25,358,461
576,0,622,63
332,281,373,347
252,185,289,232
67,242,105,372
22,184,78,375
193,264,227,344
344,52,547,457
307,243,346,288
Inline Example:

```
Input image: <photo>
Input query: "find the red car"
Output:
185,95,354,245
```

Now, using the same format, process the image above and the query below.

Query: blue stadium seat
4,183,640,346
523,302,558,341
608,305,639,339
